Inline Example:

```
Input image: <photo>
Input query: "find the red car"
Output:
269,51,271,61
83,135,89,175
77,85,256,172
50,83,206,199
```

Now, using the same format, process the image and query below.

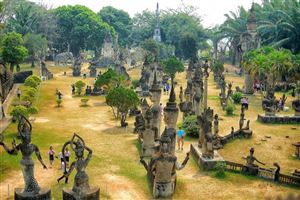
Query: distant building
153,2,162,42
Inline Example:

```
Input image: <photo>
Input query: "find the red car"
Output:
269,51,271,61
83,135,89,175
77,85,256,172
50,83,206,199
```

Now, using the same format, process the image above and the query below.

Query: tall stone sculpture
140,134,189,198
41,60,53,80
140,109,159,156
198,108,214,159
162,83,179,154
149,72,162,134
73,55,82,77
0,116,51,199
59,133,99,200
292,81,300,116
262,88,277,116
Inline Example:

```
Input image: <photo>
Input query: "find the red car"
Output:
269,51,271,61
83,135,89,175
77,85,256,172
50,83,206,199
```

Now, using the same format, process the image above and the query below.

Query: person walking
48,146,55,168
177,127,185,151
64,147,70,167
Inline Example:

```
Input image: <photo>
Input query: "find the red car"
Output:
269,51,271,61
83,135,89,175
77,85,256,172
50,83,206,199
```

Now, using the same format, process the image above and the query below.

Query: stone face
63,187,99,200
15,188,51,200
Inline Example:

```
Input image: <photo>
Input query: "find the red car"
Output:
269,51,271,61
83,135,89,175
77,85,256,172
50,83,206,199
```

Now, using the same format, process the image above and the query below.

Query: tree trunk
213,41,218,60
10,63,14,72
244,71,254,94
231,47,237,66
31,59,35,68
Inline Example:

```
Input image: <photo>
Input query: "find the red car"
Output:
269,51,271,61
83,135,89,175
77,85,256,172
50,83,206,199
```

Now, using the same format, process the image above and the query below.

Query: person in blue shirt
177,127,185,150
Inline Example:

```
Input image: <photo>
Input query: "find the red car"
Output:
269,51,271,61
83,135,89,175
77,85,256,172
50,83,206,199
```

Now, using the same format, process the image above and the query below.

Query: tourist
48,146,55,168
163,83,166,94
16,88,21,99
241,97,249,110
177,127,185,151
165,83,170,95
57,161,69,184
59,151,64,169
57,90,63,100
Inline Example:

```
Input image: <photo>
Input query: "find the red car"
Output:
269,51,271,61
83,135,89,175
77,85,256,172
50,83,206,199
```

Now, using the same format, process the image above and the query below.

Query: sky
30,0,262,28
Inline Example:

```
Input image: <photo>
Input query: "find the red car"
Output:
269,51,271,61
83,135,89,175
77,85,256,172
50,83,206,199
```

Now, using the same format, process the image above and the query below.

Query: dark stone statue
59,133,99,200
0,116,51,199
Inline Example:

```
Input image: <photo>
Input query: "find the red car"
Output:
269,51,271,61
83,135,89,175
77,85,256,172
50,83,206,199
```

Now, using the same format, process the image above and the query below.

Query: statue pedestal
190,144,224,171
257,114,300,124
15,188,51,200
63,187,100,200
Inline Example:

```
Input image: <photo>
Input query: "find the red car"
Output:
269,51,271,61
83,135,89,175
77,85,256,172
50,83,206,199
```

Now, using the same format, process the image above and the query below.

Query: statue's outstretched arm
0,139,19,155
255,158,265,165
140,156,148,171
84,146,92,164
33,145,47,169
176,152,190,170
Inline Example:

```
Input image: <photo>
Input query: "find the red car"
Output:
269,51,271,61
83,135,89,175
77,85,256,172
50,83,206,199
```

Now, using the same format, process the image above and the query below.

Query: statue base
72,72,81,77
63,187,100,200
15,188,51,200
190,144,224,171
257,114,300,124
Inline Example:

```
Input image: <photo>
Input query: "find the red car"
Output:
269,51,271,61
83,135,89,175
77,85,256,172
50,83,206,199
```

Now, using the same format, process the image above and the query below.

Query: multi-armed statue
59,133,99,200
0,116,51,199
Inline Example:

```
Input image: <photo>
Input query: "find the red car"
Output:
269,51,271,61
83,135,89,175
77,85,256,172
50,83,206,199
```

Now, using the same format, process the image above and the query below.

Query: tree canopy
161,55,184,81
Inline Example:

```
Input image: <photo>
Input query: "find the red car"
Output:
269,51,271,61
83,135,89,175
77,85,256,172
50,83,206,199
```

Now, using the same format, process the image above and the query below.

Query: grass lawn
0,62,299,199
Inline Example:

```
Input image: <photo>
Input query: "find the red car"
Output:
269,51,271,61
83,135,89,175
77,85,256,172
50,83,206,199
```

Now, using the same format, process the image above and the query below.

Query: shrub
232,92,242,104
182,115,199,137
75,80,86,95
10,105,29,120
131,79,140,89
56,99,62,107
27,106,38,114
30,75,41,84
21,94,34,103
26,87,37,98
81,98,89,106
214,162,226,178
225,101,235,116
24,77,38,88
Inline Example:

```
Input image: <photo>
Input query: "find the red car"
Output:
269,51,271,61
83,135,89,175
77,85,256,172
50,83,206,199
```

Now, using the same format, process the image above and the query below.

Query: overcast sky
30,0,262,28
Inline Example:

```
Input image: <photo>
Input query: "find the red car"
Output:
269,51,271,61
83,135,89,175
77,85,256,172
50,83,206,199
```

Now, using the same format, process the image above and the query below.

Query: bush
21,94,34,103
10,105,29,120
225,101,235,116
30,75,41,84
182,115,199,137
214,162,226,178
24,77,39,88
232,92,242,104
56,99,62,107
26,87,37,98
131,79,140,89
75,80,86,95
81,98,89,106
27,106,38,114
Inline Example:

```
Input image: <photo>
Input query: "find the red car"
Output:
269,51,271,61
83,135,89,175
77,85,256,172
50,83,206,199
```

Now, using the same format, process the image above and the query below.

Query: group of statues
134,70,190,198
0,116,99,200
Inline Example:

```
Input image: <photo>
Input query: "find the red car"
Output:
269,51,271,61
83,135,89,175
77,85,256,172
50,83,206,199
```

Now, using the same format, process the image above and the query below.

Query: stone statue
227,82,233,99
89,64,97,78
73,55,83,77
140,109,159,156
41,60,53,80
179,86,183,103
55,52,74,66
149,72,162,134
262,88,277,116
292,81,300,116
133,110,145,134
213,114,219,136
239,107,246,130
0,116,50,199
59,133,99,199
243,147,265,168
198,108,214,158
140,135,189,198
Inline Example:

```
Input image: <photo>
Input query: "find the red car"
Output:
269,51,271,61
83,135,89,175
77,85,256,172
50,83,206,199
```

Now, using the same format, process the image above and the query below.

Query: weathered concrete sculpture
0,116,51,200
55,52,74,66
198,108,214,159
41,60,53,80
140,109,159,156
162,83,179,154
140,134,189,198
243,147,265,175
262,89,277,116
73,55,82,77
149,72,162,134
60,133,99,200
292,82,300,116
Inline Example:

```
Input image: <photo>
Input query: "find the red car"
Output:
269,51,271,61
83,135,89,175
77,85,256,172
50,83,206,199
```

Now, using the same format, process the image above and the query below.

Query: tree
106,86,139,127
98,6,132,47
161,56,184,83
141,38,160,61
1,31,28,72
180,32,198,61
75,80,86,95
54,5,114,56
23,33,48,67
95,68,117,88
